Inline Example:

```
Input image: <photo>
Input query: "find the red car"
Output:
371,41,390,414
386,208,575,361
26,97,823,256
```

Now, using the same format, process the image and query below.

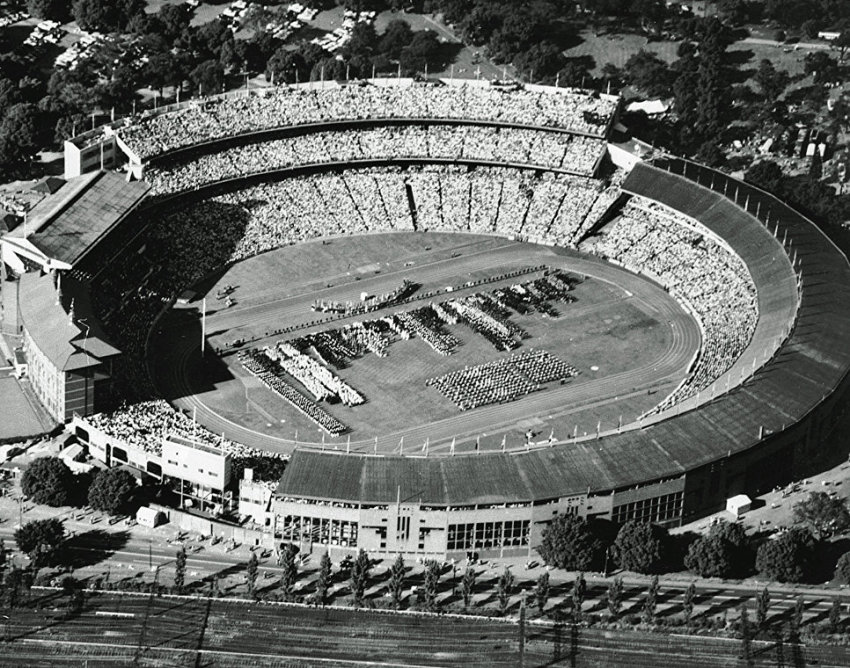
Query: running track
151,244,701,455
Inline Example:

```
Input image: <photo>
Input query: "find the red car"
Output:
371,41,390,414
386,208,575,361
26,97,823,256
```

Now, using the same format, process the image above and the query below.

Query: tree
683,583,696,625
828,598,841,632
804,51,839,84
62,576,85,614
623,50,671,97
642,574,659,624
497,566,514,615
315,552,332,606
810,151,823,181
754,59,789,107
87,467,136,515
755,587,770,629
266,48,307,85
343,21,378,60
744,160,784,194
189,60,225,96
631,0,666,36
15,518,65,568
538,514,603,571
72,0,145,32
740,604,752,664
535,571,550,613
684,521,751,578
613,521,665,574
174,547,186,593
513,41,565,82
399,30,442,75
836,30,850,61
423,560,441,610
793,491,850,539
792,596,805,635
349,549,370,607
26,0,71,21
755,527,815,583
834,551,850,584
3,566,23,609
388,554,405,609
21,457,77,508
280,545,297,601
695,141,725,168
246,552,259,599
461,565,476,609
571,572,586,622
379,19,413,59
607,576,624,619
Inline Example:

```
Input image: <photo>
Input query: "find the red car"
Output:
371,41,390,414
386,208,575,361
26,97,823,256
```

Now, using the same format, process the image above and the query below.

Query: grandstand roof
5,171,149,268
276,161,850,506
18,271,120,372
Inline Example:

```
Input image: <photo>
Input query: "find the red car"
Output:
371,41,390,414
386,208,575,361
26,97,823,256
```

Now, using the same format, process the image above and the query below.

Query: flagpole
201,297,206,354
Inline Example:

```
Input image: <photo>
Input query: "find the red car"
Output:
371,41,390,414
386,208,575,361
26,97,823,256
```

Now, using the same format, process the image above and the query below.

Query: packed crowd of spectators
119,81,618,161
86,399,278,460
426,349,577,411
239,349,347,435
144,124,605,198
588,197,759,414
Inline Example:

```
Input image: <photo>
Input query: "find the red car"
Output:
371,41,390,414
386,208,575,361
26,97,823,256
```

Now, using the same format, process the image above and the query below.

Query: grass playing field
155,232,699,450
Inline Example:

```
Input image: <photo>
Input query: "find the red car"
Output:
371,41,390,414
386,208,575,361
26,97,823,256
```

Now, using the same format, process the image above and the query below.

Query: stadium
3,78,850,560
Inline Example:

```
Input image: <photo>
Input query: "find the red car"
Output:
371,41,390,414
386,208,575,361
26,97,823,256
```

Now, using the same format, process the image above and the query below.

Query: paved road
151,242,700,454
2,592,848,667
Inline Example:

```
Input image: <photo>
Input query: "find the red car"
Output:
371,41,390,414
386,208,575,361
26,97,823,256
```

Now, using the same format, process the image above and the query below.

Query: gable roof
18,271,120,372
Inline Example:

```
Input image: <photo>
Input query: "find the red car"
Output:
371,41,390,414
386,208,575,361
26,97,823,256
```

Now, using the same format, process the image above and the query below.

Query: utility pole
201,298,206,354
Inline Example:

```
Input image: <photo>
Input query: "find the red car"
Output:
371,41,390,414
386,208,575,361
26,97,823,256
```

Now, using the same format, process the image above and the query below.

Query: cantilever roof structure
275,161,850,506
2,171,149,269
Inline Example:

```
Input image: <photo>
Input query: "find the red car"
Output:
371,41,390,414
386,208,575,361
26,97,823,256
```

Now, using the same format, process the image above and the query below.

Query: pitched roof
6,171,149,267
18,271,120,372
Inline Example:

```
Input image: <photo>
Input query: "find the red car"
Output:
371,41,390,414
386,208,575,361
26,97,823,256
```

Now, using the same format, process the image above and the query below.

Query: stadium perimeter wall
60,145,850,558
269,159,850,558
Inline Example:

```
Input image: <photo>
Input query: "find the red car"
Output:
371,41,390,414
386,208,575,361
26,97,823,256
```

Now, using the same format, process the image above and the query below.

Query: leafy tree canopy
87,467,136,515
755,527,816,583
613,521,666,574
21,457,77,507
14,518,65,567
72,0,145,33
26,0,71,21
793,491,850,539
538,513,604,571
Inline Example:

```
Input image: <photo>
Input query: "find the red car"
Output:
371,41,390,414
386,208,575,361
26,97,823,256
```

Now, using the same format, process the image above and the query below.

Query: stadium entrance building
15,272,120,423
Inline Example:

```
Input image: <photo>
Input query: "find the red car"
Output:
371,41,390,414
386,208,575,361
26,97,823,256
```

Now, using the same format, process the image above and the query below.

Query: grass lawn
182,233,682,443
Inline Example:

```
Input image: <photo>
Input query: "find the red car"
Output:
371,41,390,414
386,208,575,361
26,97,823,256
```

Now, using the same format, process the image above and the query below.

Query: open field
151,232,699,452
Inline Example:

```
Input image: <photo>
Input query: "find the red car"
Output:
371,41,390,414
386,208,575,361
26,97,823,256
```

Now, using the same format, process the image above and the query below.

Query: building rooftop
3,171,149,267
18,271,120,372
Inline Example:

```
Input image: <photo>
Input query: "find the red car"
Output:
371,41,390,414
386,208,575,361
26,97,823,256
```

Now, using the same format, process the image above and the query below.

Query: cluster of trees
22,456,137,515
745,159,850,228
266,19,445,84
26,0,146,32
540,491,850,585
538,514,668,575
